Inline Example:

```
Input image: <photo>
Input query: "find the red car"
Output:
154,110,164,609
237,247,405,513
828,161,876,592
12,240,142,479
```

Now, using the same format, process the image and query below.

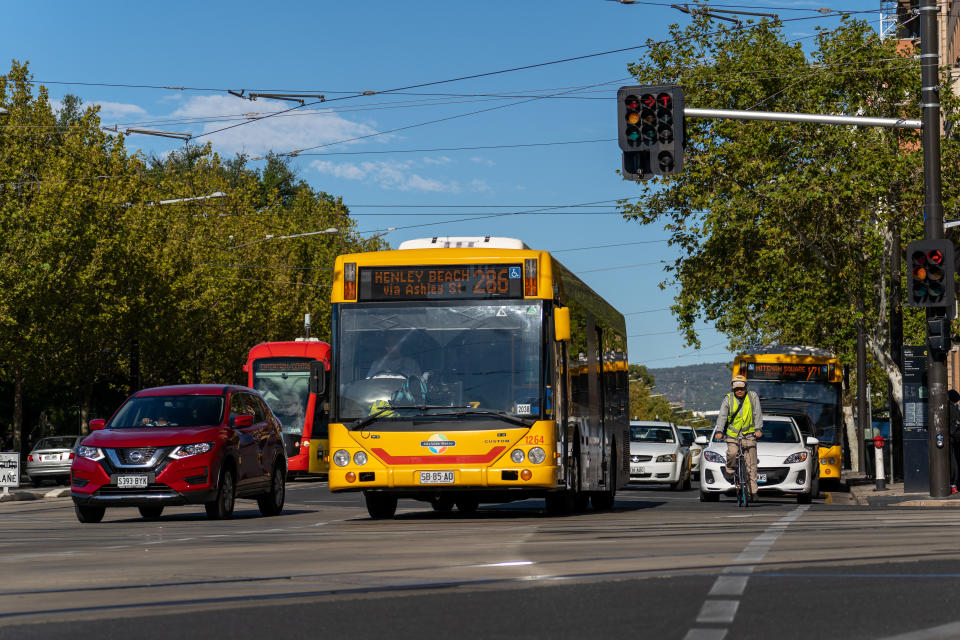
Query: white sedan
696,415,819,504
629,421,692,491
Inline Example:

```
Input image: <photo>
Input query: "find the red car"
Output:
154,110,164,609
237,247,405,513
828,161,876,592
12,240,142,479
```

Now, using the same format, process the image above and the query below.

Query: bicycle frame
734,435,750,508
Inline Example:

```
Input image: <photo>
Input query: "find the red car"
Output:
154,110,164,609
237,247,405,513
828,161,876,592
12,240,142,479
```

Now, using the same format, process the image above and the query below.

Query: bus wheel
365,492,398,519
455,496,479,514
431,496,454,512
591,447,617,511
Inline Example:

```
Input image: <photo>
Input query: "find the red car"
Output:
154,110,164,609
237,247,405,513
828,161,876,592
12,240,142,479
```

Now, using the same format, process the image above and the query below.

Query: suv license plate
420,471,455,484
116,475,149,489
757,473,767,484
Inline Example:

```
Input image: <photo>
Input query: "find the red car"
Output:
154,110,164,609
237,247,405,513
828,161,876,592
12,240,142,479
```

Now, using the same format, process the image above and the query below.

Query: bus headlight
821,457,836,465
333,450,350,467
656,453,677,462
510,449,525,463
528,447,546,464
353,451,368,466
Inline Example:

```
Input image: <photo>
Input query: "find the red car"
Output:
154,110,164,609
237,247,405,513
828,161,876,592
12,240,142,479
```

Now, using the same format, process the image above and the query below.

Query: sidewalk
843,471,960,507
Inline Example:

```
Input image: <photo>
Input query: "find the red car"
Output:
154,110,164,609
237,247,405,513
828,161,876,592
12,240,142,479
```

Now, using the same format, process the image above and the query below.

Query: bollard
873,435,886,491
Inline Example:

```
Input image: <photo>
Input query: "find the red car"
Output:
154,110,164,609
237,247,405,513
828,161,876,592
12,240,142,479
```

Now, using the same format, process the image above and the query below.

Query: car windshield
109,395,225,428
336,301,543,423
677,427,695,446
252,357,312,435
630,425,675,443
695,428,713,439
761,419,801,443
33,436,77,450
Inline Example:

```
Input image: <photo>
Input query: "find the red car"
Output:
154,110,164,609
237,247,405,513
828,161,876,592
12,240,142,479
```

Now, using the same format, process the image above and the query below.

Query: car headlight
692,449,702,457
353,451,368,466
333,449,350,467
76,445,104,461
528,446,546,464
784,451,808,464
170,442,214,459
656,453,677,462
703,450,726,464
510,449,525,463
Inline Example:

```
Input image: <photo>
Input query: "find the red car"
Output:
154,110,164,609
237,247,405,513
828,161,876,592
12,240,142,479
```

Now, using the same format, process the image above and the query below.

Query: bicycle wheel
738,455,749,508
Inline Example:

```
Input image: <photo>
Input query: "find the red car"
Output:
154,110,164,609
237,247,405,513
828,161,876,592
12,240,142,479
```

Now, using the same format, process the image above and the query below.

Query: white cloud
172,95,380,156
92,101,148,118
470,156,495,166
310,158,490,194
422,155,453,165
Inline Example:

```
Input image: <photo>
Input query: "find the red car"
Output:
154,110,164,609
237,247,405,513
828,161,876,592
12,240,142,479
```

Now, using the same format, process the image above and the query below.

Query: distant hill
648,361,733,412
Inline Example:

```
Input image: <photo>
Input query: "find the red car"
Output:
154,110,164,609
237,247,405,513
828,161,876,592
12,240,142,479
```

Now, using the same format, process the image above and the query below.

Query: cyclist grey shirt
715,390,763,435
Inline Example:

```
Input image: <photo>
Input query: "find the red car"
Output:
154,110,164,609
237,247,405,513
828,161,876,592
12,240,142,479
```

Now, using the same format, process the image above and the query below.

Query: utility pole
890,232,904,481
919,0,950,497
857,319,868,473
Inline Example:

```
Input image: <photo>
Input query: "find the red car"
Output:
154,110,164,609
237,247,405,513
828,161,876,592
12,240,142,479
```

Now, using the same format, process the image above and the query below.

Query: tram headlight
510,449,525,464
333,449,350,467
528,447,546,464
353,451,368,466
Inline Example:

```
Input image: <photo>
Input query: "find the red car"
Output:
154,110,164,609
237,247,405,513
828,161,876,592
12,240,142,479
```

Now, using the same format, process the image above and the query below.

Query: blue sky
3,0,875,368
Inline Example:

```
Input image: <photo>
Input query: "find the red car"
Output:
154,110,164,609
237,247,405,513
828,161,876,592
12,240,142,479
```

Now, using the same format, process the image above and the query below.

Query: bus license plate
420,471,455,484
116,475,149,489
757,473,767,484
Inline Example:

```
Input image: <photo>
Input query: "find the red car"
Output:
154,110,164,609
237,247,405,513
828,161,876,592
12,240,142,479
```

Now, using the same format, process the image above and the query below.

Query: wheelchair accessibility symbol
508,267,521,279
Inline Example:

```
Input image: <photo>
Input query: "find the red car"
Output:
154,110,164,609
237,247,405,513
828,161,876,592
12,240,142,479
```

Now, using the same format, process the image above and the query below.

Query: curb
0,487,70,503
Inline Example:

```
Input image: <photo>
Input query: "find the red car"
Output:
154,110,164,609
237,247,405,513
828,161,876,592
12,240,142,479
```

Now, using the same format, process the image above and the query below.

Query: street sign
0,452,19,496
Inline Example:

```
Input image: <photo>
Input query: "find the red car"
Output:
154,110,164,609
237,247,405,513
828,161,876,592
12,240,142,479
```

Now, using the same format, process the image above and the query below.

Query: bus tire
591,445,617,511
455,496,479,514
545,492,573,515
365,492,398,519
431,496,455,512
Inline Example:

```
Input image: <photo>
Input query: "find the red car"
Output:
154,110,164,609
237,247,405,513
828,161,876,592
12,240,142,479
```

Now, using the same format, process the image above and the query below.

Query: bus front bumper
328,465,558,492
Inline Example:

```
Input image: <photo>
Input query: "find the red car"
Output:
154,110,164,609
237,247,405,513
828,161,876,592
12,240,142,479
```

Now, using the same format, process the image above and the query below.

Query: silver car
26,436,83,487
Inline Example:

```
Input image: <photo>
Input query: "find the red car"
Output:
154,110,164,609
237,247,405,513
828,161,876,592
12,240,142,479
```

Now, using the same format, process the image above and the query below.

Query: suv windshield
109,395,225,428
336,301,543,422
252,357,312,435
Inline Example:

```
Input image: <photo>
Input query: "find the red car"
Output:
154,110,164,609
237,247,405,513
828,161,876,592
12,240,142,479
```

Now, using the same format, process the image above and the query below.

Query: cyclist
714,374,763,502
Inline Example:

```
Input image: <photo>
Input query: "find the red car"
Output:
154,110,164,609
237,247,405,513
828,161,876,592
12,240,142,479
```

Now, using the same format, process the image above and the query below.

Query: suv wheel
257,460,286,516
205,468,236,520
138,505,164,519
75,503,105,523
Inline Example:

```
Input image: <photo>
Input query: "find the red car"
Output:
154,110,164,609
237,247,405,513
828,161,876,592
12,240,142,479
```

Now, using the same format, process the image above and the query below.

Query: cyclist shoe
749,493,758,503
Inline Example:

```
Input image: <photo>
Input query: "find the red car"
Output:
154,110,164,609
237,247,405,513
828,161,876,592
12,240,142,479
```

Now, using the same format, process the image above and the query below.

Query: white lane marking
479,561,534,567
684,630,728,640
696,599,739,623
878,621,960,640
708,576,748,597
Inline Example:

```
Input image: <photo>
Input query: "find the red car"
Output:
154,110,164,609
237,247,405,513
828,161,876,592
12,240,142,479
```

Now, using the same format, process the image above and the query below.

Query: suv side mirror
694,436,708,446
89,418,105,431
232,414,254,428
309,361,327,396
805,436,820,446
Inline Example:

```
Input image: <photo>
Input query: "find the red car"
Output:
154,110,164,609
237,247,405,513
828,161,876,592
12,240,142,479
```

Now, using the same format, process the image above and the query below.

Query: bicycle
733,435,750,508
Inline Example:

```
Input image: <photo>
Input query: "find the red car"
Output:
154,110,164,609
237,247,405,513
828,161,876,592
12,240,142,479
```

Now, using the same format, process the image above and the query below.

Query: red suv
71,384,286,523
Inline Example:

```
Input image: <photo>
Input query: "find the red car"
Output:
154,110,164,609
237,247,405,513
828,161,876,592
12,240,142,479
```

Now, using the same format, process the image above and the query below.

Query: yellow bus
732,346,844,487
319,236,629,518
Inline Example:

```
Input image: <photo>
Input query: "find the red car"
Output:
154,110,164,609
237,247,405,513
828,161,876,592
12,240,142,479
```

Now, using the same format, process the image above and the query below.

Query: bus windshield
252,357,313,436
336,300,543,422
748,380,841,444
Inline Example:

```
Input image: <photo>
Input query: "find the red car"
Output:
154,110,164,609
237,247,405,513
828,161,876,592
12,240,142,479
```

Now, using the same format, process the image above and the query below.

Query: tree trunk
12,366,23,455
79,383,92,436
843,404,859,473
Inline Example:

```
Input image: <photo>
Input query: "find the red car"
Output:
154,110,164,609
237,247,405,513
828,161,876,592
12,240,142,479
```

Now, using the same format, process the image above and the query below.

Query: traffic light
617,85,684,180
906,239,955,309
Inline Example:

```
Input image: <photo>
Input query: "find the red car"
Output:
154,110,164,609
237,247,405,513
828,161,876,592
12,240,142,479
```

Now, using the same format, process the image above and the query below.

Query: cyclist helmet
731,374,747,389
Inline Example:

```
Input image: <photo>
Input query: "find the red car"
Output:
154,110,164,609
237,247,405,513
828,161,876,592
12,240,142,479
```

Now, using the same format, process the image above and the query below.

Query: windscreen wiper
348,405,473,430
424,409,535,427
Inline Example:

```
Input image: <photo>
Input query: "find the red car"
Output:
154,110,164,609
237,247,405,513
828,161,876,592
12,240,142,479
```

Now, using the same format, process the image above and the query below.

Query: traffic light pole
919,0,950,498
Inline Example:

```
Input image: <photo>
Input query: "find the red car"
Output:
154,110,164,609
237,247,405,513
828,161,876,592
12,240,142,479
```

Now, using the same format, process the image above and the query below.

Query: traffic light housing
617,85,684,180
906,239,955,310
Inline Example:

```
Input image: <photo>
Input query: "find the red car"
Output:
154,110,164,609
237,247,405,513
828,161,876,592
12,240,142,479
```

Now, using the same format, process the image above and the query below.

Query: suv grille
117,447,158,465
97,483,173,496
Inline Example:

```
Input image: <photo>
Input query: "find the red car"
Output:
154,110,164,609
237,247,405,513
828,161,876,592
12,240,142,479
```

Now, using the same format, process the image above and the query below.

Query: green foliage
0,61,385,443
619,16,959,389
628,363,655,386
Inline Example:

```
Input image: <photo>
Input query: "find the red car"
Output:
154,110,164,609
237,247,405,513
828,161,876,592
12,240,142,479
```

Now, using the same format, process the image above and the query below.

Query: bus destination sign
359,264,524,301
744,362,831,382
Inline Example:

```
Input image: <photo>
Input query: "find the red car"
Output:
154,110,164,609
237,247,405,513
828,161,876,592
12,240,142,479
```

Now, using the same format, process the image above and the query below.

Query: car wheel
797,490,813,504
286,471,299,482
75,503,105,523
682,466,692,491
257,460,286,517
138,505,164,519
455,495,480,514
205,468,236,520
699,491,720,502
365,492,398,519
810,473,820,499
31,478,43,488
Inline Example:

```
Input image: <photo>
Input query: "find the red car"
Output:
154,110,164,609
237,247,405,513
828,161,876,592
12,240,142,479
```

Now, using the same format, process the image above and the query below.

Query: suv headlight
333,449,350,467
76,445,104,461
784,451,808,464
703,450,726,464
656,453,677,462
170,442,214,459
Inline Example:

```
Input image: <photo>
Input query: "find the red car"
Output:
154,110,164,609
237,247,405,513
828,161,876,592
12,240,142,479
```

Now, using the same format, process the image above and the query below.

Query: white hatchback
696,415,819,503
629,421,692,490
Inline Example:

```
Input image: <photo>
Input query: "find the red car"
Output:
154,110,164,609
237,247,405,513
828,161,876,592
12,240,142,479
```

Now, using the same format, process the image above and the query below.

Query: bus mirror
310,361,327,396
554,307,571,342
